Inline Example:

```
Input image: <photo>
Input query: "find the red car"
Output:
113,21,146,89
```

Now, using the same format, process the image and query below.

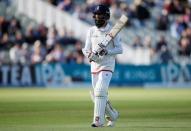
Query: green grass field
0,87,191,131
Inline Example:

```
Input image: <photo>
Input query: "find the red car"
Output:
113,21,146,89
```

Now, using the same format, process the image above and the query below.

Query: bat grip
98,43,105,48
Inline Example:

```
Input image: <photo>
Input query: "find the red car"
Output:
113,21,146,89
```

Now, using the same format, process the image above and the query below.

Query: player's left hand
96,43,108,56
98,48,108,56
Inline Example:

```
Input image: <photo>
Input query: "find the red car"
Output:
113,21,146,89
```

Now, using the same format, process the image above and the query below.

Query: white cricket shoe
105,109,119,127
107,120,116,127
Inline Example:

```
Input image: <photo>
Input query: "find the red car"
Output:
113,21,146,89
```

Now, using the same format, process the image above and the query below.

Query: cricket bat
96,14,128,55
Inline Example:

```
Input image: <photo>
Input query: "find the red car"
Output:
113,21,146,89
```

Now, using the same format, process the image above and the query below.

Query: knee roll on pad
94,90,107,97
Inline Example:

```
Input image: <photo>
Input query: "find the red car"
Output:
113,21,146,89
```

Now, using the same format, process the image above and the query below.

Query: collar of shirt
97,23,110,32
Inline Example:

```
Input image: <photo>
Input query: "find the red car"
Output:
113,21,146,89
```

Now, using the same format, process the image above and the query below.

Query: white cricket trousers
91,71,112,125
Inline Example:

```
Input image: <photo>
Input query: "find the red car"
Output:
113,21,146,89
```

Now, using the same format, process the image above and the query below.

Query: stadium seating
0,0,191,65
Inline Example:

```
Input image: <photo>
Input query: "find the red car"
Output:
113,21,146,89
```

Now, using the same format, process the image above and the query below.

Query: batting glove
88,52,99,62
96,43,108,56
98,48,108,56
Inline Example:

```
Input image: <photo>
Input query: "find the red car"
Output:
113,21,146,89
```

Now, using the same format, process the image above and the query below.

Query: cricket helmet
93,4,110,20
93,4,110,28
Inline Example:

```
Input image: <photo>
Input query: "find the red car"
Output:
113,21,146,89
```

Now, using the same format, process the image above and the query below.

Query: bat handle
98,43,106,48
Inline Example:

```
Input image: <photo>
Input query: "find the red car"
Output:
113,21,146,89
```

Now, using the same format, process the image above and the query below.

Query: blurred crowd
1,0,191,65
47,0,191,63
0,16,84,65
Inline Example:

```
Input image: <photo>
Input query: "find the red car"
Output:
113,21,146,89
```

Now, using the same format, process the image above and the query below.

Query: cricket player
82,4,123,127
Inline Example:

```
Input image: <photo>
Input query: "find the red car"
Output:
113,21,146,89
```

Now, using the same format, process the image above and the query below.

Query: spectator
24,24,37,45
57,0,73,12
132,35,143,48
185,28,191,42
98,0,113,7
74,41,83,55
46,43,65,63
76,53,84,64
0,33,11,50
73,5,88,22
46,25,58,50
8,17,21,36
155,36,173,63
133,0,150,27
183,7,191,23
47,0,58,6
9,43,22,64
74,41,84,64
176,16,188,36
110,2,123,20
165,0,185,15
0,16,9,34
159,45,174,63
66,52,76,64
143,35,155,56
36,23,48,44
178,37,191,57
20,43,31,64
31,40,46,64
155,35,168,53
156,9,170,31
14,31,24,44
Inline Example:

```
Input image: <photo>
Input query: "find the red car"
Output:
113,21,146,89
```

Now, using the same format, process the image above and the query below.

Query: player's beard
95,19,106,28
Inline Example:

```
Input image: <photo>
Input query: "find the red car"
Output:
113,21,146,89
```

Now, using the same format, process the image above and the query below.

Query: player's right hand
88,52,99,62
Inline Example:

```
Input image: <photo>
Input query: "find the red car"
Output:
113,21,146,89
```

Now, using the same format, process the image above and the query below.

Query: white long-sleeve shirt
82,23,123,73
